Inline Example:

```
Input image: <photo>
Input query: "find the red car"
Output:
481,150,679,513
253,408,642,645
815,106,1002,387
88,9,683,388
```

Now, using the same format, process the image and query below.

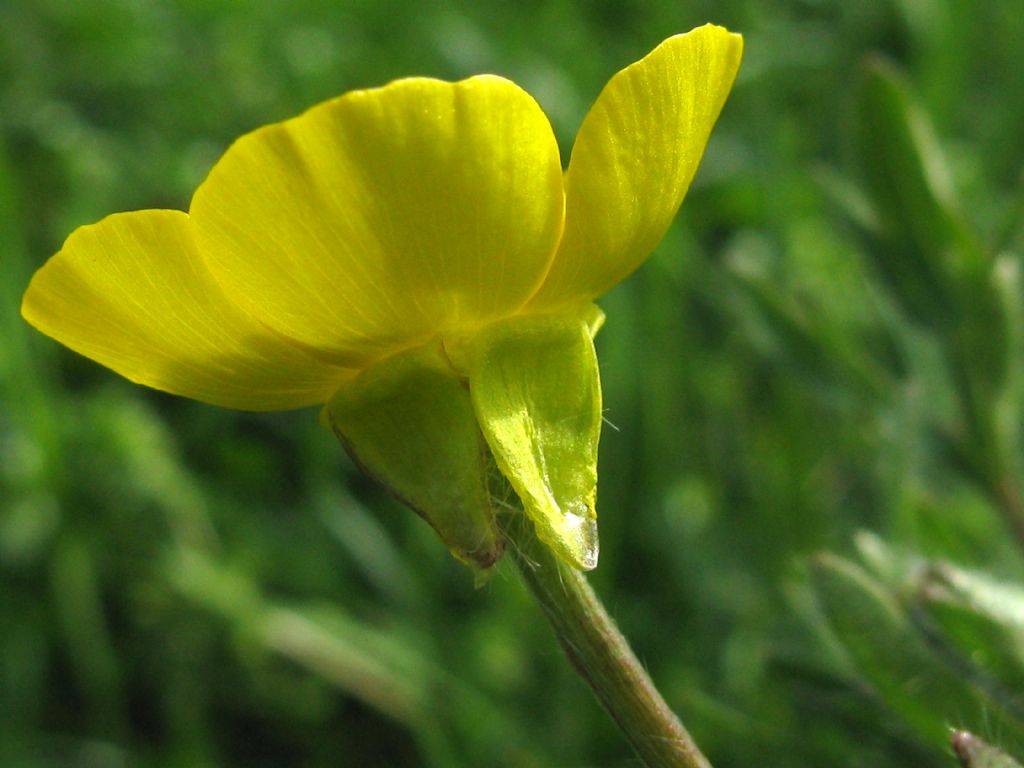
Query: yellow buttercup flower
22,25,742,572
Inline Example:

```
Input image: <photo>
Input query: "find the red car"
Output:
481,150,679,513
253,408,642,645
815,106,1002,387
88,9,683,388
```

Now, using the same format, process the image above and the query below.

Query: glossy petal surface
22,210,352,410
191,75,565,367
529,24,743,308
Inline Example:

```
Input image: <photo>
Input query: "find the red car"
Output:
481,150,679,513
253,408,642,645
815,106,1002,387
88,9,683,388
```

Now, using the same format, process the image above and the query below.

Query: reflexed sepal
469,313,602,570
323,343,502,569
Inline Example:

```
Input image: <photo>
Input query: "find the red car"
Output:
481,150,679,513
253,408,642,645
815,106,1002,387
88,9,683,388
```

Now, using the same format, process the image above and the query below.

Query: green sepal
322,343,502,570
468,312,602,571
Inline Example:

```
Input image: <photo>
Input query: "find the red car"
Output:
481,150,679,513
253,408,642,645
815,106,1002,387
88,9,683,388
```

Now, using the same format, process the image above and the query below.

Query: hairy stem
500,512,712,768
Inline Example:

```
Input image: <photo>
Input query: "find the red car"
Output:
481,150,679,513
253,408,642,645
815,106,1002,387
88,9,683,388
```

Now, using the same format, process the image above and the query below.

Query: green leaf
810,552,1024,750
849,534,1024,725
851,58,1009,469
323,343,502,570
851,58,979,330
726,252,895,401
469,312,602,570
812,552,951,745
917,563,1024,696
918,561,1024,633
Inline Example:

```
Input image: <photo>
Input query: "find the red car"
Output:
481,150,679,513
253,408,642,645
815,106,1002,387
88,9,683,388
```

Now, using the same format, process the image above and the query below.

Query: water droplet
563,503,599,570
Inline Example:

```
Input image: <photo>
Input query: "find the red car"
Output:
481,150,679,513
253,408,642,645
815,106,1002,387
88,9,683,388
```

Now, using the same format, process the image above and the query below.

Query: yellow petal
22,210,353,410
190,75,565,368
528,25,743,308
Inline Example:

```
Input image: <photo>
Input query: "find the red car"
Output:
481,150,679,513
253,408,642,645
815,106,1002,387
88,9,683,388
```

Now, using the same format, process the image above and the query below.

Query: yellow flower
22,25,742,572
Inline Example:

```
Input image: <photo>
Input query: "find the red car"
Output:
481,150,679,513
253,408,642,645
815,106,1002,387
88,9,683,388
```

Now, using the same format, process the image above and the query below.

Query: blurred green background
4,1,1024,766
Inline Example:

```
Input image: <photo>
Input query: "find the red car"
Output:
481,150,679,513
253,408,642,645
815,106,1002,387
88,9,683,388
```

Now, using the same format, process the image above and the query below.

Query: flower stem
500,511,712,768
